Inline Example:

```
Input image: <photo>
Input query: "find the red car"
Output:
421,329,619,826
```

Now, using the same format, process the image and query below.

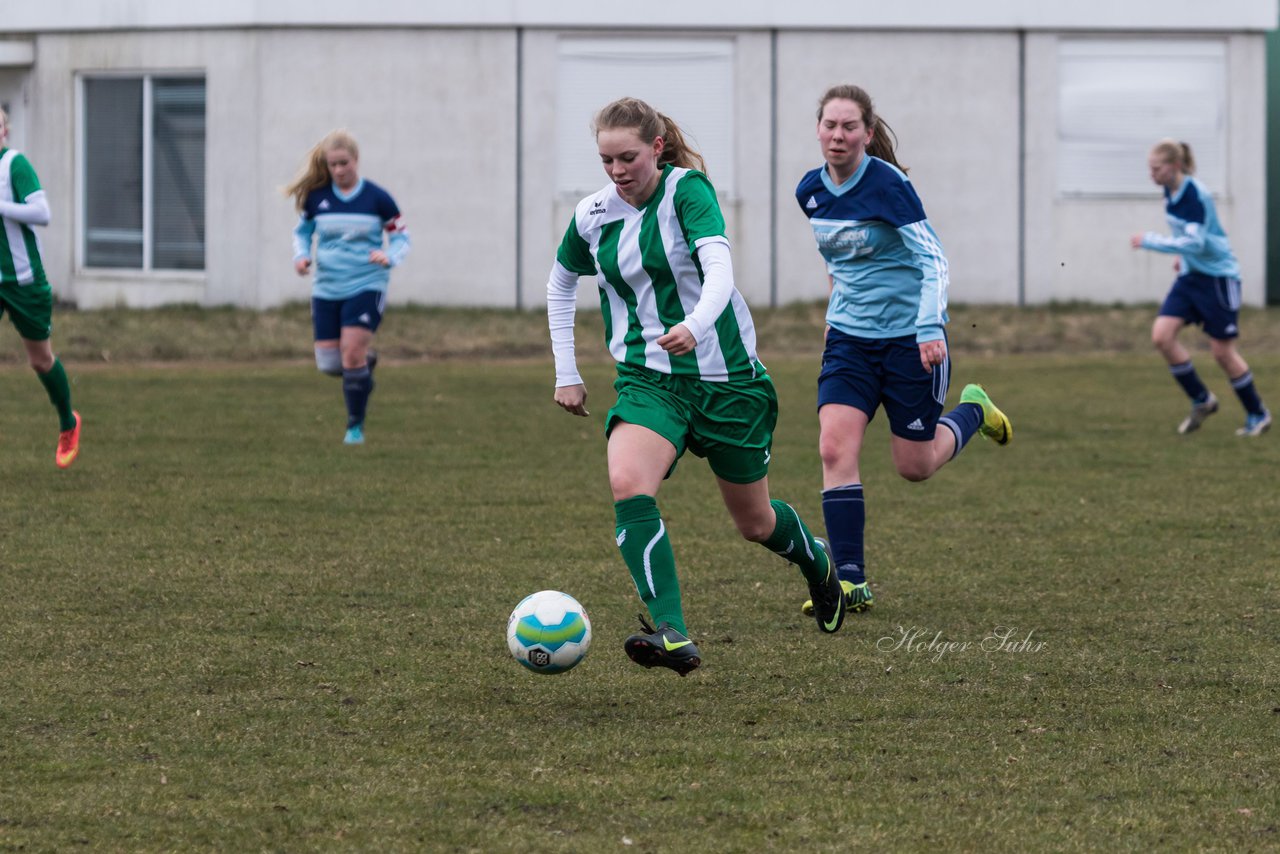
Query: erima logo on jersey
805,196,818,210
589,198,607,215
763,449,771,464
907,418,925,431
616,531,627,547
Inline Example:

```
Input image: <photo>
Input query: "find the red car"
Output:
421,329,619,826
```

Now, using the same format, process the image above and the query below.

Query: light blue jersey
1139,175,1239,278
796,155,948,343
292,178,410,301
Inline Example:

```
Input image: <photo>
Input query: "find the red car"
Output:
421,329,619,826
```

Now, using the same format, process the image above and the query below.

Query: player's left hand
1129,233,1144,249
370,250,390,267
657,324,696,356
919,339,947,373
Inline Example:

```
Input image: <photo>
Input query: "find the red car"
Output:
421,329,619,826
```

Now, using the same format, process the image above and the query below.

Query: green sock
762,499,828,584
614,495,686,636
37,357,76,431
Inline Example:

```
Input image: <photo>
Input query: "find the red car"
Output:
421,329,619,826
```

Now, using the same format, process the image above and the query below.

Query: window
1057,40,1226,197
80,74,206,270
555,38,735,197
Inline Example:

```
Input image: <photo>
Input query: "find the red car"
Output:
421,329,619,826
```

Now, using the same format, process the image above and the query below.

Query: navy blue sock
1230,371,1265,416
821,483,865,585
1170,361,1209,404
342,366,373,428
939,401,983,460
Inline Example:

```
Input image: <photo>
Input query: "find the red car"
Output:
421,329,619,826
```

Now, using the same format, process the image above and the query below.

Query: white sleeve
0,189,50,226
680,238,734,345
546,260,584,387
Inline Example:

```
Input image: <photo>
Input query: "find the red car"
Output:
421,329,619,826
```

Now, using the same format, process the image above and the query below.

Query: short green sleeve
9,153,42,201
555,214,597,276
672,171,726,247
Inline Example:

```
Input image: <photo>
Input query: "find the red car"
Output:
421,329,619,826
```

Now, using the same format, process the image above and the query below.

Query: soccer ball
506,590,592,674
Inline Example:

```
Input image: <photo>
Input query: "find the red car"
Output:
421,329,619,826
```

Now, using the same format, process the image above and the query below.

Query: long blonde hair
284,129,359,211
1151,138,1195,175
817,85,906,173
592,97,707,175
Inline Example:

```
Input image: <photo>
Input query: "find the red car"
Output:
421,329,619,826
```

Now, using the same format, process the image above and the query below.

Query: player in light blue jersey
287,130,410,445
547,97,846,676
796,85,1012,617
1131,139,1269,437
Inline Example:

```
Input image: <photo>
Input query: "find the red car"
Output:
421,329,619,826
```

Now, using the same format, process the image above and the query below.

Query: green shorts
606,362,778,484
0,281,53,341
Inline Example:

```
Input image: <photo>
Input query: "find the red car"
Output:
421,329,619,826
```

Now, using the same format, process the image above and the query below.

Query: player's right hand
294,258,312,275
554,384,589,417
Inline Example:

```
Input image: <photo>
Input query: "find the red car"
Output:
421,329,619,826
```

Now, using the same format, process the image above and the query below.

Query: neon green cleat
960,383,1012,446
844,581,874,613
802,580,874,616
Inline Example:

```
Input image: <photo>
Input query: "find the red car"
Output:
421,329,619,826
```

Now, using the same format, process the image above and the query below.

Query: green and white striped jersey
0,148,47,287
556,165,760,382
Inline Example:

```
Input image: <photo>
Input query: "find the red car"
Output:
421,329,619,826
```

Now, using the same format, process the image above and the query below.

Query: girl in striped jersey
1130,139,1270,437
0,107,80,468
287,130,410,446
547,97,845,676
795,85,1011,618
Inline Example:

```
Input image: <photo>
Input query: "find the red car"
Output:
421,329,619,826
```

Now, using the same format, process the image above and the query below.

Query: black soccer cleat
807,561,846,634
624,616,702,676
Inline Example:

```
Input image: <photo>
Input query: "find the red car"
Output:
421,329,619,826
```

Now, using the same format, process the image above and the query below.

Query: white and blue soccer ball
506,590,592,674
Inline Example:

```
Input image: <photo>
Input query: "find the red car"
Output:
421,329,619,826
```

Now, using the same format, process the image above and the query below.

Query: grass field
2,306,1278,851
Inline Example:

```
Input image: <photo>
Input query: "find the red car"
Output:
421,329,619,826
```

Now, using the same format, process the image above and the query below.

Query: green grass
2,311,1279,851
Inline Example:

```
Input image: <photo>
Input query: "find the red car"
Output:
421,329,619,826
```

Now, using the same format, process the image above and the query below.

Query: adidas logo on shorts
906,418,925,431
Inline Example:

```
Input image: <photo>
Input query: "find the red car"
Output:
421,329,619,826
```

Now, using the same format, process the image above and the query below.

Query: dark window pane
84,78,143,268
151,78,205,270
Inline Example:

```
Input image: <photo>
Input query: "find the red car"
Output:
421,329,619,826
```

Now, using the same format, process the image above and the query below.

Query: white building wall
22,28,516,309
0,2,1274,309
28,32,227,307
520,31,775,310
1023,33,1266,306
254,28,517,309
774,31,1022,307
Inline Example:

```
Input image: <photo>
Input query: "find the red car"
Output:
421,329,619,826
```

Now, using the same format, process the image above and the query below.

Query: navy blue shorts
311,290,387,341
817,328,950,441
1158,273,1241,340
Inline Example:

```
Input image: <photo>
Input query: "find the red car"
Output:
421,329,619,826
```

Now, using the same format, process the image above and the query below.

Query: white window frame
1057,39,1227,198
75,70,207,275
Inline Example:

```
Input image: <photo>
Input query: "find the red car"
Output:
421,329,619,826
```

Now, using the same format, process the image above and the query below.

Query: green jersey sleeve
555,215,597,276
673,170,726,248
9,154,42,201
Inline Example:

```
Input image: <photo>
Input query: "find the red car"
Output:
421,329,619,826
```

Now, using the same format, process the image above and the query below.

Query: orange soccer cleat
55,410,81,469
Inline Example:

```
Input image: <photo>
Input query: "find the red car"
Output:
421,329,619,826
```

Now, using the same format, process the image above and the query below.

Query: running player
546,97,845,676
1130,139,1270,437
286,130,410,445
0,107,80,468
795,84,1011,617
